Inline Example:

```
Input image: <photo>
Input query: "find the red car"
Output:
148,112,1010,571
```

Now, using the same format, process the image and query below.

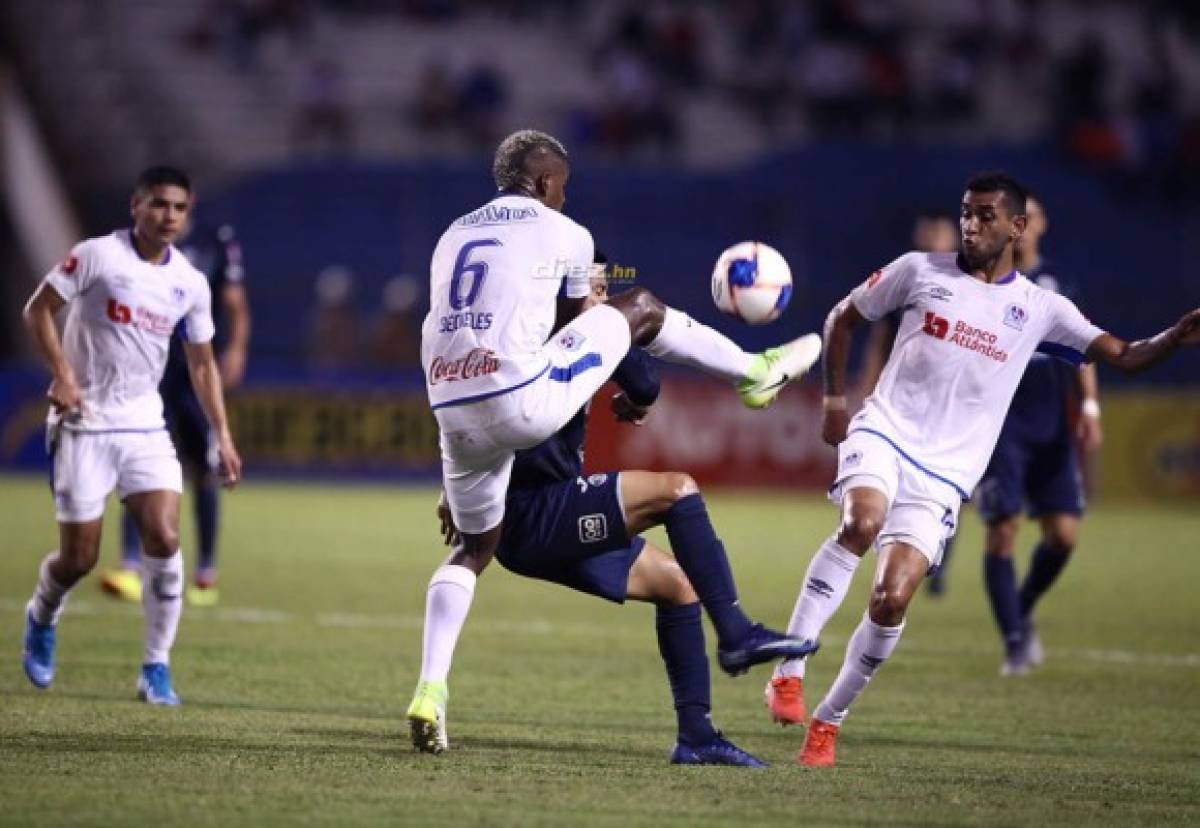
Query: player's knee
838,512,883,555
665,472,699,503
143,523,180,557
611,287,665,343
667,567,698,606
984,517,1019,557
1043,526,1077,555
59,537,100,575
868,584,910,627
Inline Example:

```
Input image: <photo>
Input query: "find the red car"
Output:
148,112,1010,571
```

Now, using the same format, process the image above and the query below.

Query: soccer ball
711,241,793,325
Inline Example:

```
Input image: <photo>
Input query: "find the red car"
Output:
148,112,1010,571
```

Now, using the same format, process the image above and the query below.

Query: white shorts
828,429,965,567
435,303,632,534
51,429,183,523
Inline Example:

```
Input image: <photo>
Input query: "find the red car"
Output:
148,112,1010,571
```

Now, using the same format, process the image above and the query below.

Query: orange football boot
764,676,807,726
797,718,840,767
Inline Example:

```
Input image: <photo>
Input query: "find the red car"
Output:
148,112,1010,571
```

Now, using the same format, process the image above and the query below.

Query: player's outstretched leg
23,519,105,689
100,509,144,603
607,288,821,410
800,542,924,768
767,488,884,725
622,472,819,677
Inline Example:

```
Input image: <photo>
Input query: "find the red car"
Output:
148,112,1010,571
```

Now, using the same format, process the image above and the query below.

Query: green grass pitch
1,473,1198,826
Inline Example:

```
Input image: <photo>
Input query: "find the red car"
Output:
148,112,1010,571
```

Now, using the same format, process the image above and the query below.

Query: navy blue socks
1019,542,1070,617
194,479,220,580
984,554,1023,657
656,602,716,745
663,494,753,647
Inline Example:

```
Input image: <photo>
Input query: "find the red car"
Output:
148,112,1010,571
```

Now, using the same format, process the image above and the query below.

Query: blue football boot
717,624,820,676
137,663,181,706
670,732,768,768
22,611,56,689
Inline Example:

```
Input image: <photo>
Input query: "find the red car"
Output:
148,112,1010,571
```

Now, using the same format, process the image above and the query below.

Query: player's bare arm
22,283,81,416
821,296,867,446
183,340,242,488
1086,308,1200,374
218,283,251,388
1074,362,1102,451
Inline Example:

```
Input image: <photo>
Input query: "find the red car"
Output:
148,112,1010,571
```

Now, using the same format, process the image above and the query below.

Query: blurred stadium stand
0,0,1196,488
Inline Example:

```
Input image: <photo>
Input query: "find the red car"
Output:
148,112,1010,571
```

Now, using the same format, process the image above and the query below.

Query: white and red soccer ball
711,241,793,325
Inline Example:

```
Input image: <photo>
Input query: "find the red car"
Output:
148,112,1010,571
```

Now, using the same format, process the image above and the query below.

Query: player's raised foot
765,675,807,726
797,718,839,768
670,732,768,768
407,680,449,754
100,568,142,603
137,663,181,706
22,611,56,689
717,624,820,677
738,333,822,410
185,584,219,608
1020,618,1044,667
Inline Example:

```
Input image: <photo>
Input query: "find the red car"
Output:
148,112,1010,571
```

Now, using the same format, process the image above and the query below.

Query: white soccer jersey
421,194,593,410
849,251,1105,497
43,230,215,431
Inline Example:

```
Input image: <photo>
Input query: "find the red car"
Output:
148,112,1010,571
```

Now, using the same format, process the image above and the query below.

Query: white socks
419,564,478,683
142,551,183,665
813,613,905,726
645,307,753,382
775,536,862,679
27,553,70,626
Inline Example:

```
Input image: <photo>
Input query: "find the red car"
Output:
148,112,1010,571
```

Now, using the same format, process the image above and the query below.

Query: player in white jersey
406,130,824,753
20,166,243,705
762,172,1200,767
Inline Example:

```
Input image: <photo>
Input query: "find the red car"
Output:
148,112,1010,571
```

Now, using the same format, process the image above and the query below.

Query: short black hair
492,130,568,192
964,171,1026,216
135,165,192,194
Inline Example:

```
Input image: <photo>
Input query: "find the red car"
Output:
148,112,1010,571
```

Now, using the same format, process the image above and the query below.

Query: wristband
822,396,848,411
1081,398,1101,419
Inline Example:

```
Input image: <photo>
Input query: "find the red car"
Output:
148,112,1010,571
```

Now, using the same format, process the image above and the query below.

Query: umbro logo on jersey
1002,303,1028,331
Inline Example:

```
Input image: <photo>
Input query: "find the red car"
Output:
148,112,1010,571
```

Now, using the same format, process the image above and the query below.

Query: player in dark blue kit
433,265,779,766
101,223,251,607
977,193,1102,675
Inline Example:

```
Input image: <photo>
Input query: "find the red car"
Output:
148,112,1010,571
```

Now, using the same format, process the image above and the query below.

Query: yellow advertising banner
1097,391,1200,499
226,387,439,471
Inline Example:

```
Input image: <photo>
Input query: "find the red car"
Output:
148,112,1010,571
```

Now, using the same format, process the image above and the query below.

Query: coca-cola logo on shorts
429,348,501,385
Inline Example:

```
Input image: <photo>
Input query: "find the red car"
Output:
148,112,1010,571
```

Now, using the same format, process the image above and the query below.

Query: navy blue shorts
497,471,644,604
977,429,1085,523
